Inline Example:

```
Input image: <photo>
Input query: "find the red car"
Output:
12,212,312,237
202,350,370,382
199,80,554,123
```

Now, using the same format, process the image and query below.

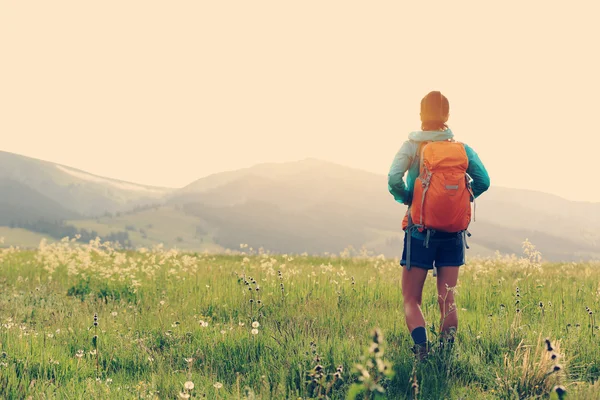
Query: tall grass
0,238,599,399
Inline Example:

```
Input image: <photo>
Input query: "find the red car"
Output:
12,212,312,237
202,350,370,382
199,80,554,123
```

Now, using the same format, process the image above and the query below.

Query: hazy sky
1,1,599,202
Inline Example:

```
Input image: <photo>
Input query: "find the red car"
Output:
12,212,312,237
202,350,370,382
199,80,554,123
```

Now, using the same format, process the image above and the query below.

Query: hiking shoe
411,343,429,362
439,327,457,353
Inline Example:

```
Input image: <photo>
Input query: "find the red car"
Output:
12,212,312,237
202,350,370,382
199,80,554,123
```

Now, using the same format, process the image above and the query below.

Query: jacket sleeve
388,141,416,205
464,144,490,198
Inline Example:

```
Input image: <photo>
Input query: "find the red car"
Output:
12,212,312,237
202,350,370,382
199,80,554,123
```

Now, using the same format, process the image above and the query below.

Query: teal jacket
388,129,490,236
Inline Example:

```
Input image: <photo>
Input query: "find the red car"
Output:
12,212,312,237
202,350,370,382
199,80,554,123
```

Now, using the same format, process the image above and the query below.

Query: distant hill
1,151,599,261
0,151,173,216
0,179,79,225
171,158,600,261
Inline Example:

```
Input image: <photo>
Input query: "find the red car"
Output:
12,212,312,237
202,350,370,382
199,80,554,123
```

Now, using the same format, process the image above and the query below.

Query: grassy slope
0,245,599,399
0,227,53,248
67,206,223,251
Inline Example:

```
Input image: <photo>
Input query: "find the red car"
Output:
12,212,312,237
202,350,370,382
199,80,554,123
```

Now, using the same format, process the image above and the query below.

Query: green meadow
0,239,599,399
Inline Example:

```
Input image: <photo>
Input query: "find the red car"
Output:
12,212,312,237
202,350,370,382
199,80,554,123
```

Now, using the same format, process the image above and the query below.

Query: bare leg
436,266,460,336
401,266,429,332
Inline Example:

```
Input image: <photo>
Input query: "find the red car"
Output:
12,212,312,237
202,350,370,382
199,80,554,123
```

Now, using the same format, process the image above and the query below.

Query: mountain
172,158,600,261
0,179,78,225
0,151,173,216
1,151,599,262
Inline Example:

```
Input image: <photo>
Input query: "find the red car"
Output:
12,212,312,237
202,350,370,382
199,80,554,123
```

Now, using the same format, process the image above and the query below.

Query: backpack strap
406,210,413,271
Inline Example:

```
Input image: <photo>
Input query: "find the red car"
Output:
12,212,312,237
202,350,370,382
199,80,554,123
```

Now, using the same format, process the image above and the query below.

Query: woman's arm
464,144,490,198
388,141,417,204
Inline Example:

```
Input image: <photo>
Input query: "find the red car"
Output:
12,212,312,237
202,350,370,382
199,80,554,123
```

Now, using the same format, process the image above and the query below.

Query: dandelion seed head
213,382,223,389
184,381,194,390
252,321,260,328
251,328,259,335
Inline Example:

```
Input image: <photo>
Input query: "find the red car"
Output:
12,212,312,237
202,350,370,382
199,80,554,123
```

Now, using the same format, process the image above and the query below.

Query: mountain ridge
1,149,599,261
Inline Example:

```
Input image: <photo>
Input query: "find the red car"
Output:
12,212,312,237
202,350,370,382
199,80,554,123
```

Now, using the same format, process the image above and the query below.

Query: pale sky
1,1,599,202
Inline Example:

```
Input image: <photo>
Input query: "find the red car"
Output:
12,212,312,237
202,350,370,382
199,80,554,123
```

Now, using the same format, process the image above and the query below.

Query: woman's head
420,91,449,131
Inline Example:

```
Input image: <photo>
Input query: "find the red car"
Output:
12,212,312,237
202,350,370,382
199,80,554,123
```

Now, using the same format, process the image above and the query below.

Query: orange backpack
402,139,474,234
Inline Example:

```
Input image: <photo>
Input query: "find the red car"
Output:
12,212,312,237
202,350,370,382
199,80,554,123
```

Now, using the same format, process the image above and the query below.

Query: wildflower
372,328,383,344
238,322,245,327
199,320,208,328
252,321,260,328
214,382,223,389
552,364,563,372
184,381,194,390
179,393,190,399
111,312,118,317
369,343,380,354
251,329,259,335
554,386,567,398
220,330,226,335
159,300,166,306
75,350,84,359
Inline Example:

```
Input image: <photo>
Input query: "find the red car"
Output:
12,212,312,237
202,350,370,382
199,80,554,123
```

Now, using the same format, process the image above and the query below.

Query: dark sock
411,326,427,346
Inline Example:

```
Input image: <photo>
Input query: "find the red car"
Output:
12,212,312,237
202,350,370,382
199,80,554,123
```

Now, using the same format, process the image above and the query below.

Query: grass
0,227,53,248
67,206,222,251
0,238,598,399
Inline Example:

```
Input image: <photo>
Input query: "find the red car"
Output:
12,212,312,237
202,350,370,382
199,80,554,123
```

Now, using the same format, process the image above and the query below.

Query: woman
387,91,490,359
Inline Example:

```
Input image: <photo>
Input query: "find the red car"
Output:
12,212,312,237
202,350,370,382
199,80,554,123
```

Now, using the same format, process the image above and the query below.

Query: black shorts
400,232,465,270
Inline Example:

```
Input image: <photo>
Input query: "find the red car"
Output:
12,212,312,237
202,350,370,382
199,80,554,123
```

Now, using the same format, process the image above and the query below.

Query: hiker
387,91,490,359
